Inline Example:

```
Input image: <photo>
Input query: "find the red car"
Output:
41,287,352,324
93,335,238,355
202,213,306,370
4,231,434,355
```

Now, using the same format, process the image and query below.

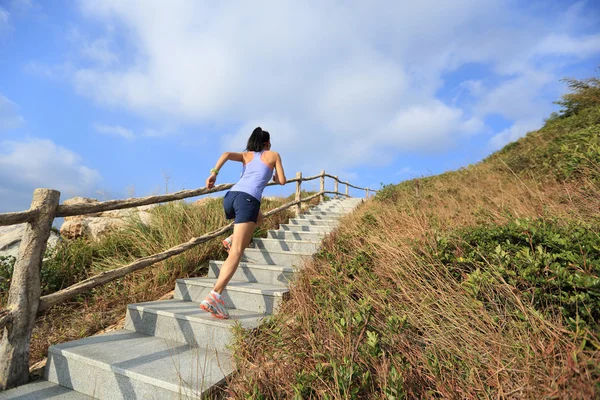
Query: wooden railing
0,170,376,390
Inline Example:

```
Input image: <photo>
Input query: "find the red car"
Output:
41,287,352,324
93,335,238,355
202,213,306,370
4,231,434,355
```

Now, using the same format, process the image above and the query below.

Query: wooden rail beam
0,210,38,228
0,174,325,223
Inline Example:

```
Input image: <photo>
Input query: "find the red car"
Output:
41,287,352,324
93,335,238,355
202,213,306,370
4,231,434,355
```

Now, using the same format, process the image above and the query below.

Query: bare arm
206,152,244,188
273,153,286,185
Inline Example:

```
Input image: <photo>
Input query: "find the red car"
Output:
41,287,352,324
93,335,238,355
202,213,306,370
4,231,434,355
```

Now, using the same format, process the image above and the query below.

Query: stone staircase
0,198,363,399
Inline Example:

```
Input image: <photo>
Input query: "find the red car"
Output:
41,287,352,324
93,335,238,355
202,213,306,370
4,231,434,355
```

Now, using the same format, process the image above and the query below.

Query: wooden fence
0,170,376,390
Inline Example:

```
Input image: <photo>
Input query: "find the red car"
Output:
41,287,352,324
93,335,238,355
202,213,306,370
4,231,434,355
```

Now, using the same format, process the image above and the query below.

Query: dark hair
246,127,270,151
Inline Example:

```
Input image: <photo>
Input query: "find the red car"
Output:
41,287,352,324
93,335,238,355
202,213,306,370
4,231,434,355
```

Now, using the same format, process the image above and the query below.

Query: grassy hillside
227,76,600,398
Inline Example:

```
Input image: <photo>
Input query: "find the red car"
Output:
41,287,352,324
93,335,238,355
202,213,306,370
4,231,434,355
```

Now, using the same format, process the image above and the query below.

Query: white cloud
0,94,25,131
94,123,134,141
383,102,485,151
33,0,600,172
0,138,102,212
476,71,556,120
81,38,117,65
25,61,73,80
67,28,118,66
488,118,543,151
536,33,600,59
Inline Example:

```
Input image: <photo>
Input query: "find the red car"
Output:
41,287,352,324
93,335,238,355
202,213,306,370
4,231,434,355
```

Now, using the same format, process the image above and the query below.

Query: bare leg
257,210,264,225
213,221,255,293
224,211,263,245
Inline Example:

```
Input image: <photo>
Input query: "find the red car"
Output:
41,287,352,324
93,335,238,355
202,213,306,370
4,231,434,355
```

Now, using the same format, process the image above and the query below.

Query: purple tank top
231,151,273,201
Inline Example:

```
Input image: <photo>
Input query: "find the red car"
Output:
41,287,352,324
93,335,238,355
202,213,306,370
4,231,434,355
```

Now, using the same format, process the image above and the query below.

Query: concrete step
45,330,231,400
309,208,354,215
0,380,93,399
294,214,340,222
125,299,264,349
175,278,288,314
322,198,362,204
288,218,339,226
249,237,320,253
241,248,310,266
279,224,334,233
311,203,358,210
208,260,293,286
267,230,325,242
304,211,346,217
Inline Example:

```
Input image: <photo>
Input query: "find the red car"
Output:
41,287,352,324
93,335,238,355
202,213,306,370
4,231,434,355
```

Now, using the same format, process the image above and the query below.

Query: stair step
241,248,310,266
249,237,320,253
175,278,288,314
45,330,231,399
288,218,339,226
267,230,325,241
304,211,346,217
125,299,265,349
294,215,341,223
208,260,294,286
278,224,334,233
310,205,357,211
0,380,93,399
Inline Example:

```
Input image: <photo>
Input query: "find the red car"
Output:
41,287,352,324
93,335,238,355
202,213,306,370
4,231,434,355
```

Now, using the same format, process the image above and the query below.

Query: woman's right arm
206,152,244,188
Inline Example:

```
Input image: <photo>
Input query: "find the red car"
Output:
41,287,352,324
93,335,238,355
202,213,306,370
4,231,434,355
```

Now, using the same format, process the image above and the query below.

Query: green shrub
0,255,16,301
435,218,600,333
553,75,600,119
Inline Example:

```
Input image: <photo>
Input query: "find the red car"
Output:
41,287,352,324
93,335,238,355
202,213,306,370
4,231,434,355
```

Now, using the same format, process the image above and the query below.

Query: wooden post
334,176,338,198
0,189,60,390
365,188,369,198
295,172,302,217
319,170,325,203
345,182,349,197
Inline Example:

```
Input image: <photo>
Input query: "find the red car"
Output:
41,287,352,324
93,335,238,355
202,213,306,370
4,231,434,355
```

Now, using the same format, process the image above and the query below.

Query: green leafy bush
435,218,600,332
0,255,16,299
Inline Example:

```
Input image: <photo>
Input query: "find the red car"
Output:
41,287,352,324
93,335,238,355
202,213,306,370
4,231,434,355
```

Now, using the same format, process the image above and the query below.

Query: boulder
0,224,60,260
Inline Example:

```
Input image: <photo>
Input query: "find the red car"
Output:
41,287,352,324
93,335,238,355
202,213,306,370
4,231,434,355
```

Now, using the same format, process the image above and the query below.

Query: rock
59,219,90,239
0,224,60,260
59,197,154,241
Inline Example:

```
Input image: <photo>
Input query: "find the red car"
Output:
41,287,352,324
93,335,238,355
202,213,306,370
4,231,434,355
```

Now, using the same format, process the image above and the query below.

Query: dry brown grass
227,162,599,399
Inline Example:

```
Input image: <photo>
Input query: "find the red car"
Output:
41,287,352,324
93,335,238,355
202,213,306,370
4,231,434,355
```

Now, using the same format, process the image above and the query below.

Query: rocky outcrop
0,224,60,259
59,197,154,241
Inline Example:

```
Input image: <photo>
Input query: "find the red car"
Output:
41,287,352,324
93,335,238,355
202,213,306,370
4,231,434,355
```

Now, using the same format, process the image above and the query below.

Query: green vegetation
228,74,600,398
0,256,15,296
436,217,600,333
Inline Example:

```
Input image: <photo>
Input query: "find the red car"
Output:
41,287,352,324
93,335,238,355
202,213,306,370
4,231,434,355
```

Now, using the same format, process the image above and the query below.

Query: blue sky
1,0,599,213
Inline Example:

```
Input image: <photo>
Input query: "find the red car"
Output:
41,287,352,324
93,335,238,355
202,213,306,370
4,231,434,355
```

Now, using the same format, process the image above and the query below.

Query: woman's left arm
206,152,244,188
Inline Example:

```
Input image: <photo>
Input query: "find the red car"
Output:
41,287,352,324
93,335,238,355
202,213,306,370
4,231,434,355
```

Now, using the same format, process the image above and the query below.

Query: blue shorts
223,191,261,224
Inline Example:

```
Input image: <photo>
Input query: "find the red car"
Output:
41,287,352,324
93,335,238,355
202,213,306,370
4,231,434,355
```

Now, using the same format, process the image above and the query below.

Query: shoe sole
222,239,231,253
200,302,229,319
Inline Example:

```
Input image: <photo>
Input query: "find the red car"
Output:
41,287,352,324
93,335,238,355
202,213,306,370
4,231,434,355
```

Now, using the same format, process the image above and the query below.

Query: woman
201,127,287,319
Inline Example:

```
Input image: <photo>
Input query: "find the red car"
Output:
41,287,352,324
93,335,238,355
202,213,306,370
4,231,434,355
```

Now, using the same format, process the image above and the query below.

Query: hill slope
227,75,600,398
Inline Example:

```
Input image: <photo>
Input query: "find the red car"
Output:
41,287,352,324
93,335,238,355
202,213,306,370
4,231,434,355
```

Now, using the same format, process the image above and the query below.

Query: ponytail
246,127,270,151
